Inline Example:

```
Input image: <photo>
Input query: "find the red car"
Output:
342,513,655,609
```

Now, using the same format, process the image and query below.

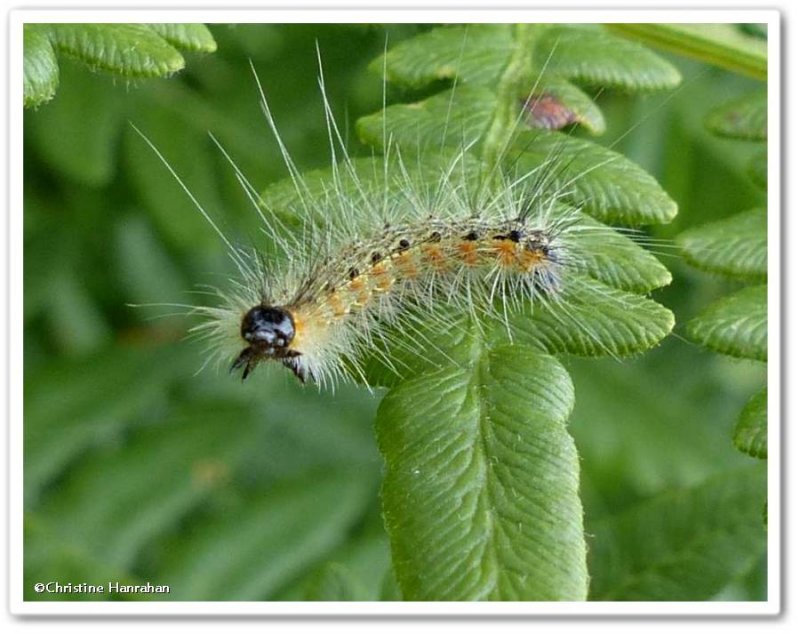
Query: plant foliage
677,87,768,468
23,23,216,108
607,23,768,80
22,23,769,604
259,24,682,600
363,24,681,600
588,466,766,600
377,346,586,600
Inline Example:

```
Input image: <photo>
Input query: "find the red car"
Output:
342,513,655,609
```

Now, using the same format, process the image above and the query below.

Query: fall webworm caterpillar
136,26,677,390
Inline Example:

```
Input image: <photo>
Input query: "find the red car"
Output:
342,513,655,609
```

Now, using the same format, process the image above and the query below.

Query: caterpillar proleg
140,24,678,390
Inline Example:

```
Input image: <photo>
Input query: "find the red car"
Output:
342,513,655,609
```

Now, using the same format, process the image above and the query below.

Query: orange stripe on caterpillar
223,216,563,383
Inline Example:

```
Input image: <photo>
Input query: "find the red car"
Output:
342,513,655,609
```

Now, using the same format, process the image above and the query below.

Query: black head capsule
242,305,295,347
231,305,297,380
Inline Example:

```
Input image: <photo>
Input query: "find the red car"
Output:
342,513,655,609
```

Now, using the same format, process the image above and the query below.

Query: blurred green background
23,24,767,601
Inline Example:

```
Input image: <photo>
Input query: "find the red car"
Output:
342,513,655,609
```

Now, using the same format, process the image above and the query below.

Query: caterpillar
138,26,677,390
197,151,573,386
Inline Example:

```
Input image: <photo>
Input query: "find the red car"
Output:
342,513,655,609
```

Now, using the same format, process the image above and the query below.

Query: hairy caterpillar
199,147,571,386
138,26,677,390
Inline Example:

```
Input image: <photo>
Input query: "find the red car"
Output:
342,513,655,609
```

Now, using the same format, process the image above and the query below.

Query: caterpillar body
140,27,677,390
201,163,572,386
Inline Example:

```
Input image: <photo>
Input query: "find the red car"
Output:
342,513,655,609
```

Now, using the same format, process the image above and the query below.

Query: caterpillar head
231,305,307,382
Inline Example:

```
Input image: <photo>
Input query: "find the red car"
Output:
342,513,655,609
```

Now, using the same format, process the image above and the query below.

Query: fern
260,24,679,600
377,346,587,599
22,23,771,604
23,23,216,108
677,90,768,466
588,466,766,600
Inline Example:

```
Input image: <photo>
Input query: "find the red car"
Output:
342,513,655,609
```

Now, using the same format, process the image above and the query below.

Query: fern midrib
480,24,538,172
457,324,502,599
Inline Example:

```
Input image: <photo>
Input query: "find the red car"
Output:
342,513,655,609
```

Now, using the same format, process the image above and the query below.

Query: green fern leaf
32,400,268,571
677,208,767,280
505,275,675,357
23,25,59,108
681,87,767,466
705,91,767,141
159,471,372,600
734,387,767,459
536,25,682,91
146,23,217,53
588,466,767,600
22,23,217,108
377,345,587,600
512,131,678,224
370,24,678,136
47,24,185,77
373,24,514,88
24,345,189,507
687,285,767,361
357,85,494,150
357,88,677,225
563,212,672,292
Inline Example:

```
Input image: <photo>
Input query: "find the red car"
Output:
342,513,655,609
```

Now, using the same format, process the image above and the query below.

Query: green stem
480,24,539,172
607,24,767,81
